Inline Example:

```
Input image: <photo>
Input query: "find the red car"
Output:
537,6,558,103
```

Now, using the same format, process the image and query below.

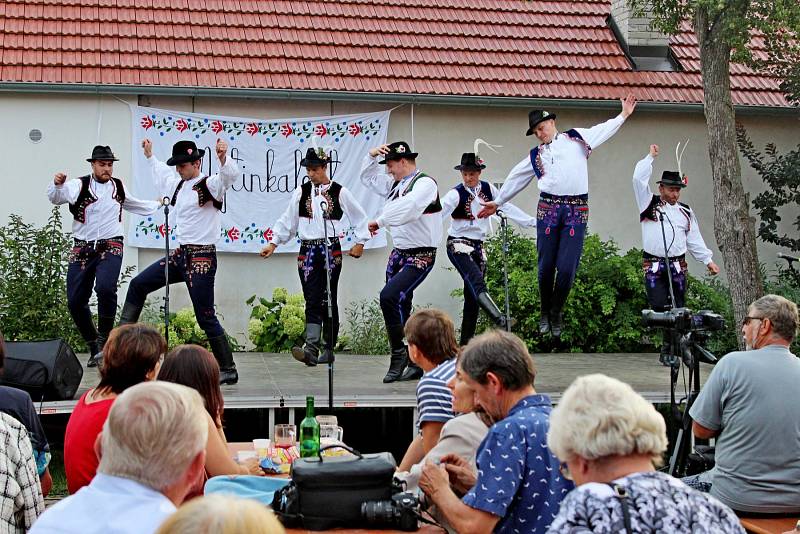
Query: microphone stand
656,205,677,312
162,196,172,347
319,199,335,410
496,210,512,331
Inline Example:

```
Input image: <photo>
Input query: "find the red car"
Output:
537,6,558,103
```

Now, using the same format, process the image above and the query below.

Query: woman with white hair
546,374,744,533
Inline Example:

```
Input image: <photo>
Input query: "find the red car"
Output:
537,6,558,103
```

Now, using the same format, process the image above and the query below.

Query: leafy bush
342,298,390,355
157,308,208,350
478,229,741,355
0,209,83,348
246,288,305,352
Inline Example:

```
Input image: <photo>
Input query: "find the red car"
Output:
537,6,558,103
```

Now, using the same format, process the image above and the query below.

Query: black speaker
2,339,84,401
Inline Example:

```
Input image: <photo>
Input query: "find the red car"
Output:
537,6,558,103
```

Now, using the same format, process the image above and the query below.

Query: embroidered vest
640,194,692,229
529,129,592,180
451,181,493,220
171,177,223,210
389,172,442,214
298,181,344,220
68,176,126,223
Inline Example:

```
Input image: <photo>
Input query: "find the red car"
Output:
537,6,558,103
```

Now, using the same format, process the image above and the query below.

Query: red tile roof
0,0,790,108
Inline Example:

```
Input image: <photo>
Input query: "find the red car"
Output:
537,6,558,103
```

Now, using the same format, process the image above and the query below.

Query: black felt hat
166,140,206,166
525,110,557,136
454,153,486,171
300,147,337,167
657,170,688,188
86,145,119,162
378,141,418,164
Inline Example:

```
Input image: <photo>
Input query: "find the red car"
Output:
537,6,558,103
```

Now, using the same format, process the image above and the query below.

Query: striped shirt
416,358,457,431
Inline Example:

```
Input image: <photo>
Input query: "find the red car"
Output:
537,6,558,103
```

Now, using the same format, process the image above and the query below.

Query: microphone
319,200,329,220
654,205,665,215
778,252,799,263
161,196,171,207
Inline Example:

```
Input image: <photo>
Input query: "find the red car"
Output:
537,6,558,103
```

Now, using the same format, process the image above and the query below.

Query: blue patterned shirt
462,394,573,533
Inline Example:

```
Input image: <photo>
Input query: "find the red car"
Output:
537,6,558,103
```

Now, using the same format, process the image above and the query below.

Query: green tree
627,0,800,342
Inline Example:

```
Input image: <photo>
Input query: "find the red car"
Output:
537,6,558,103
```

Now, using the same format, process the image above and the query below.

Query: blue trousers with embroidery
66,237,124,342
536,194,589,316
380,247,437,328
446,237,487,344
297,239,342,325
643,254,687,311
124,244,224,338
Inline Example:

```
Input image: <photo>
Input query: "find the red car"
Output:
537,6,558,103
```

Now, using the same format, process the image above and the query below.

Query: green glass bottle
299,395,320,458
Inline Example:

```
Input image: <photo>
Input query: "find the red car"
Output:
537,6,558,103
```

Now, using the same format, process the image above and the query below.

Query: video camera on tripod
641,308,724,368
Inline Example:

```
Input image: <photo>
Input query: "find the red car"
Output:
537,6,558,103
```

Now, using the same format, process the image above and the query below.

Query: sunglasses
741,316,764,327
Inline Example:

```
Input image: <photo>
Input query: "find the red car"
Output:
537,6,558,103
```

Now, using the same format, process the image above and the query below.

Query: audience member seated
419,330,572,533
0,331,52,495
685,294,800,515
399,354,494,532
63,324,165,494
31,381,208,534
398,309,459,471
158,344,262,496
0,411,44,532
155,494,285,534
546,373,744,533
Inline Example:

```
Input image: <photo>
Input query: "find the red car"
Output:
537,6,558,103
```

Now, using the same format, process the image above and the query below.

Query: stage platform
37,351,710,416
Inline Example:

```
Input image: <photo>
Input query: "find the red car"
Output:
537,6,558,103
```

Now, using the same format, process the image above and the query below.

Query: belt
447,236,483,246
396,246,437,255
540,192,588,203
301,237,340,246
178,244,216,251
73,236,123,246
643,252,685,262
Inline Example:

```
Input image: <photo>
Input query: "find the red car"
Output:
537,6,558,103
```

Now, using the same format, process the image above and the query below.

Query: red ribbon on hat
682,175,688,185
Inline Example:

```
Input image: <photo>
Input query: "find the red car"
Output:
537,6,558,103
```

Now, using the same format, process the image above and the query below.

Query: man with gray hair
686,294,800,515
31,382,209,534
419,330,572,533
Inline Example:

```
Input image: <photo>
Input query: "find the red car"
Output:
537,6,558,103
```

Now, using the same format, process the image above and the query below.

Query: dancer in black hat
48,146,159,367
115,138,240,384
261,144,370,366
479,95,637,339
441,141,536,345
361,141,442,383
633,143,719,311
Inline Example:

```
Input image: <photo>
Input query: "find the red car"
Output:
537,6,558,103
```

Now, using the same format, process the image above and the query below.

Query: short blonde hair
99,381,208,491
547,374,667,465
155,494,285,534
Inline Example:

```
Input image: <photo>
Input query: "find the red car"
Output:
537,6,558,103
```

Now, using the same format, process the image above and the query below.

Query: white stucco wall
1,92,797,344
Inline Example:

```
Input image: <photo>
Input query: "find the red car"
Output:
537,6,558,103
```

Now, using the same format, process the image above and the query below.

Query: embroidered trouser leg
644,256,687,311
297,240,342,325
380,247,437,328
446,238,487,344
123,245,224,338
66,238,123,342
536,194,588,315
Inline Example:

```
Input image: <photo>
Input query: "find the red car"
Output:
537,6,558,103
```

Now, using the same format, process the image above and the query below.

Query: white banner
128,105,390,253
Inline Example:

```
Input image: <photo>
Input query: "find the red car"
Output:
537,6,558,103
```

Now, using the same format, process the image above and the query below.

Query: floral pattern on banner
135,217,178,241
220,223,361,246
141,114,382,144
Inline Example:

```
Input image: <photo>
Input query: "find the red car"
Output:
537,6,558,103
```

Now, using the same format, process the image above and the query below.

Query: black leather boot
550,311,564,339
383,324,408,383
477,292,515,330
292,324,322,367
118,301,143,325
539,313,551,335
209,334,238,385
88,315,116,368
399,362,423,381
317,318,339,365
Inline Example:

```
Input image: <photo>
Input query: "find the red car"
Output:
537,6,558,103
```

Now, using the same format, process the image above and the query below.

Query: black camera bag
271,444,396,530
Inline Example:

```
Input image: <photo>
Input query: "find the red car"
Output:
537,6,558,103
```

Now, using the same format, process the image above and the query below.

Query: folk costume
360,141,442,383
493,110,627,337
441,150,535,345
117,140,240,384
270,147,370,366
632,152,714,311
47,145,159,367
